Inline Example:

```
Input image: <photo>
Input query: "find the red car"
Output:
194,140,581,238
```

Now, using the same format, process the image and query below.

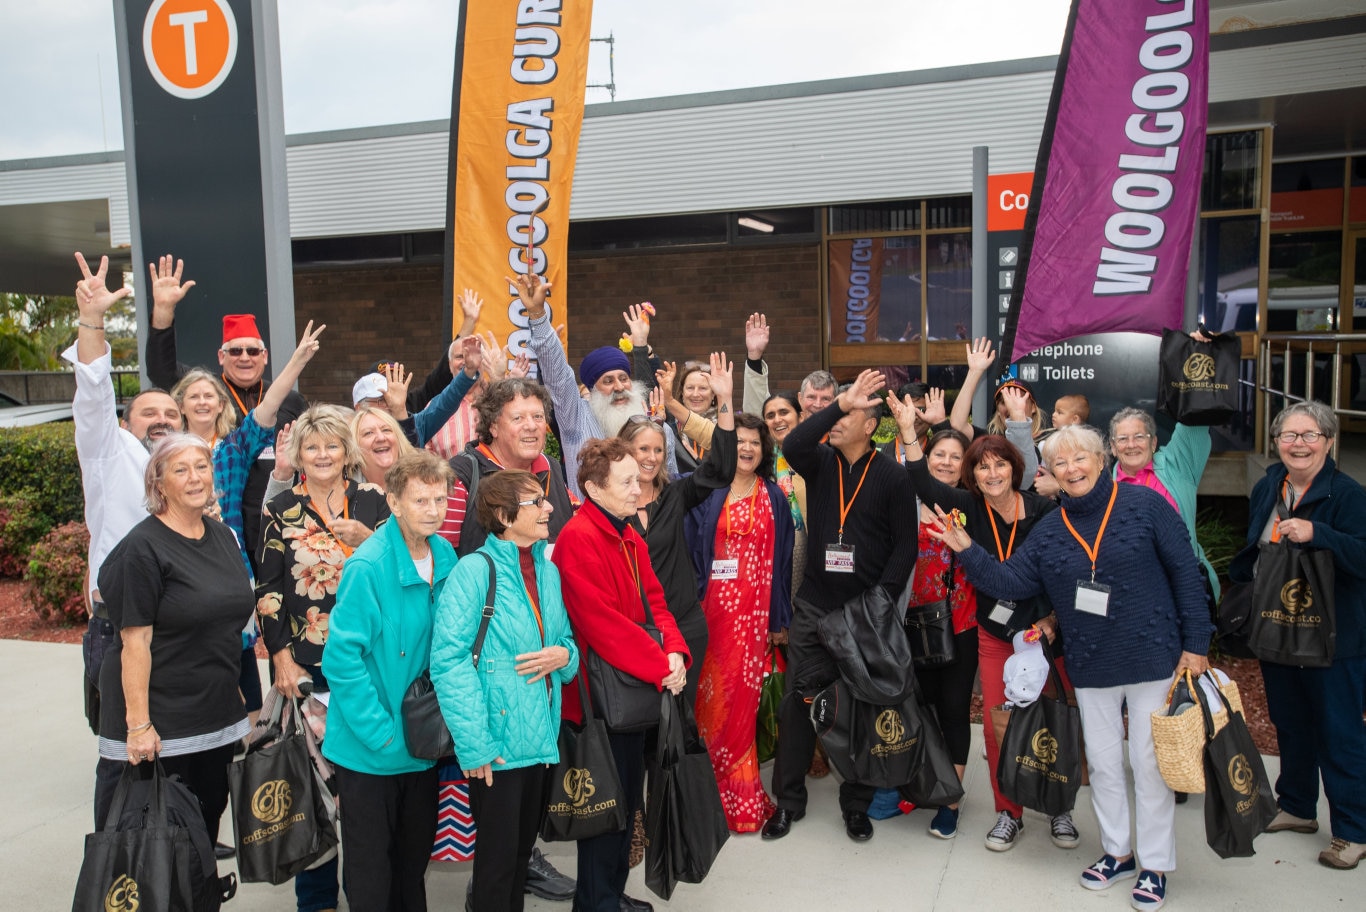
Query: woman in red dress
688,413,794,832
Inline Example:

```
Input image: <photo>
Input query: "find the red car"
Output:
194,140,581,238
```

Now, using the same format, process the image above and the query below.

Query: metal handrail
1255,332,1366,460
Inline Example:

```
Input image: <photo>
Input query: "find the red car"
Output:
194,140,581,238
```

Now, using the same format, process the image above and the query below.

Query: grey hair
800,370,838,395
1040,424,1107,469
287,404,365,480
1270,401,1338,439
1108,407,1157,444
143,433,215,515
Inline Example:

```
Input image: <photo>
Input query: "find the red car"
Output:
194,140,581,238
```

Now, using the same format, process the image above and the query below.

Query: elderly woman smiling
933,425,1209,912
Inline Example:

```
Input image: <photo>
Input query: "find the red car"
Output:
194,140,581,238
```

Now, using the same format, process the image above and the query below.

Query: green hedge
0,424,83,528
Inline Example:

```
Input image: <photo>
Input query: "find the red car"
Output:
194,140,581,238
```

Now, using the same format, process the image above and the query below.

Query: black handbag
541,674,629,842
810,677,926,789
1245,500,1336,667
229,696,339,884
585,557,665,733
402,552,497,761
1156,327,1239,426
996,641,1084,816
644,693,730,901
905,553,957,668
73,761,228,912
1213,581,1256,658
1200,674,1277,858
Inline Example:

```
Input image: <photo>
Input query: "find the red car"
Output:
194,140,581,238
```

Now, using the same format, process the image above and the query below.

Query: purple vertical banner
1004,0,1209,363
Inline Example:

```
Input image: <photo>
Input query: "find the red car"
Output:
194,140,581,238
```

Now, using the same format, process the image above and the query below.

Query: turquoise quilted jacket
431,535,579,771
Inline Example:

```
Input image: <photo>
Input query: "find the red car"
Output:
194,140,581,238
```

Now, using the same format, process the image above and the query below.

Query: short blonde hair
348,406,415,474
143,433,215,515
1040,425,1106,469
288,405,365,480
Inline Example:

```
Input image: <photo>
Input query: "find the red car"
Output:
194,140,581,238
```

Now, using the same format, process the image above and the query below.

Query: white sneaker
984,811,1022,852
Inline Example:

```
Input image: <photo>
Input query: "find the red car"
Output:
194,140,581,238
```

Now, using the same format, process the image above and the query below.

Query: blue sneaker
928,805,959,839
1130,870,1167,910
1079,853,1137,891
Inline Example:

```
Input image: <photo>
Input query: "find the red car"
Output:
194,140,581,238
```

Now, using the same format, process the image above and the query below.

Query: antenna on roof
588,32,617,102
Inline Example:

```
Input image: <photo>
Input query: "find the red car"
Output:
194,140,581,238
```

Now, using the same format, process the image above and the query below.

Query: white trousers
1074,677,1177,872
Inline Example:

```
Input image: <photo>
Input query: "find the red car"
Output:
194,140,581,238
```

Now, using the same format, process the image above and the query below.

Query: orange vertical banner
828,238,884,342
447,0,592,370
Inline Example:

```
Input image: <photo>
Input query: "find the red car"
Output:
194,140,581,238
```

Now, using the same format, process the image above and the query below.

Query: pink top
1115,462,1178,514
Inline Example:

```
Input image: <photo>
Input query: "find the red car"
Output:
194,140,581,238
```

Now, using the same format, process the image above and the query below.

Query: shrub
0,424,83,526
0,494,47,578
26,521,90,623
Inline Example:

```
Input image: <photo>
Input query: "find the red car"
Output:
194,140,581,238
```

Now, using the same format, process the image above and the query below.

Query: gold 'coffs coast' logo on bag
1228,754,1256,797
104,874,140,912
1183,353,1217,382
876,709,905,745
1031,727,1059,765
1279,578,1310,615
251,779,293,824
564,768,596,808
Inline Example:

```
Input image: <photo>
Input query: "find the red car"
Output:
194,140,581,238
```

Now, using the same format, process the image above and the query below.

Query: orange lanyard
836,451,876,542
476,443,550,495
1271,477,1310,542
1060,481,1118,580
723,481,762,539
683,435,707,462
224,377,261,420
988,493,1022,561
305,483,353,558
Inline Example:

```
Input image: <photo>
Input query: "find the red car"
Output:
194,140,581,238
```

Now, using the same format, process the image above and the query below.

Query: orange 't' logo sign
142,0,238,99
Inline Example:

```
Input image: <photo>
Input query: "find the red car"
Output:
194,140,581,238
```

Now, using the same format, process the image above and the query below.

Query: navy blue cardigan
1229,456,1366,659
686,479,795,633
958,471,1211,688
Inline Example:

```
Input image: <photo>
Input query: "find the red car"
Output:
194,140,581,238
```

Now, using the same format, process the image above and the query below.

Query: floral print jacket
255,480,390,666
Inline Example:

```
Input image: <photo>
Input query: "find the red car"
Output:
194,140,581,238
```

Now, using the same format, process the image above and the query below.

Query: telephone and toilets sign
987,172,1162,423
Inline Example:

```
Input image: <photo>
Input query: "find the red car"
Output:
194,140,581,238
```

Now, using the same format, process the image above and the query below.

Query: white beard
589,382,649,437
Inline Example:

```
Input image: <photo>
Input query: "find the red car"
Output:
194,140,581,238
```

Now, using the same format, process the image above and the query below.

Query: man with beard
513,273,678,499
70,253,184,813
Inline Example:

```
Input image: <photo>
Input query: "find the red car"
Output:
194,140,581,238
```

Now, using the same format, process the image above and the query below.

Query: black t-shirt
97,515,255,741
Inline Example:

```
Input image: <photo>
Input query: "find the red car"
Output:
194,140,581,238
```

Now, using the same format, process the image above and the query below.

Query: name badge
825,543,855,574
987,599,1017,626
710,558,739,581
1075,580,1111,617
258,445,275,461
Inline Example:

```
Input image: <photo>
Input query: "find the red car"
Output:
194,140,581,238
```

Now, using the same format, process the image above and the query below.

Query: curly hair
577,437,633,490
475,378,551,446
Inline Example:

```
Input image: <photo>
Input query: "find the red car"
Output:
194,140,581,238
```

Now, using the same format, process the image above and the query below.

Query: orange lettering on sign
143,0,238,99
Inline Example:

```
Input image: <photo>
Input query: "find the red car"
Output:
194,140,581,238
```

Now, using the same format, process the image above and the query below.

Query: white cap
352,372,388,407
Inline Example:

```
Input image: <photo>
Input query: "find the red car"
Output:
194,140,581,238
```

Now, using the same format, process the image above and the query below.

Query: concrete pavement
3,639,1357,910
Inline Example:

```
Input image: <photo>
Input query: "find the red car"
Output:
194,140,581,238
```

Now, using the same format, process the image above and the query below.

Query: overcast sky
0,0,1070,161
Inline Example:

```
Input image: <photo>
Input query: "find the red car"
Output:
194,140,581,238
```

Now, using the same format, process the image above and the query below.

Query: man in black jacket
761,369,918,844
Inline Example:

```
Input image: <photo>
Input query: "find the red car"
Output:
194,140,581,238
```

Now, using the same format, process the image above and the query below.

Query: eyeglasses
222,346,264,357
517,495,547,508
625,414,661,426
1112,433,1152,445
1275,431,1325,445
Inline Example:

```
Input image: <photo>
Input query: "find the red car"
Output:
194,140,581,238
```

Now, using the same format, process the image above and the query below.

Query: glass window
569,213,728,251
292,234,404,265
829,201,922,234
925,232,973,340
734,207,818,239
827,236,921,342
1201,131,1260,212
1196,216,1260,332
1271,158,1345,231
1266,230,1342,332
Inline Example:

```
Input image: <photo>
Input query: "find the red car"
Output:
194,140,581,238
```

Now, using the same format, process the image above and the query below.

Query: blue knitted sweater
958,471,1211,688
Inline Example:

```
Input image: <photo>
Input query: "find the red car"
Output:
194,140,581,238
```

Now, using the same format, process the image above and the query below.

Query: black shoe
619,895,654,912
844,810,874,842
525,847,575,901
213,841,236,859
1174,790,1189,805
761,807,805,840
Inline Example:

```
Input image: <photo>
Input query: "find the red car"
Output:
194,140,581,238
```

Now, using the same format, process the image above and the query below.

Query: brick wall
289,241,824,407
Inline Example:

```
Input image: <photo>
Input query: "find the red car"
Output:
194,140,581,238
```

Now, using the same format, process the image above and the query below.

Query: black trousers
574,729,644,912
334,763,438,912
914,626,980,767
468,764,551,912
770,598,875,816
94,743,236,845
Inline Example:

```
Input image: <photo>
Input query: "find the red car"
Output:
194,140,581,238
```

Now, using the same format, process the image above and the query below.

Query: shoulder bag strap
471,552,498,668
461,452,481,507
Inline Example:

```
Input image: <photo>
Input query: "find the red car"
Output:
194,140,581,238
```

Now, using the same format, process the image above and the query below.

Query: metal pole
972,145,989,422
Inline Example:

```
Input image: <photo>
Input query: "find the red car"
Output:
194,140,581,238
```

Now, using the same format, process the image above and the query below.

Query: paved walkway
3,639,1357,910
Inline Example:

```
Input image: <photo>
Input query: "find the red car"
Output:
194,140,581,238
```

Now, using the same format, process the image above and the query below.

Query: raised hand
921,387,947,426
655,361,678,403
478,331,508,383
837,369,886,413
147,255,196,328
271,422,295,482
648,385,665,420
623,303,652,347
708,352,734,402
75,252,134,318
503,273,551,317
457,288,484,335
886,393,918,438
460,334,483,378
508,351,531,379
744,312,770,360
965,337,996,374
1000,385,1031,422
382,363,411,417
288,321,325,369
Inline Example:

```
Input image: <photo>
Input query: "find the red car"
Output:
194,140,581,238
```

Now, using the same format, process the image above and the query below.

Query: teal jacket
1115,422,1220,600
431,535,578,771
321,516,457,776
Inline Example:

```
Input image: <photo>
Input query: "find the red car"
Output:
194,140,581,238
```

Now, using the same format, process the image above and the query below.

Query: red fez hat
222,314,263,344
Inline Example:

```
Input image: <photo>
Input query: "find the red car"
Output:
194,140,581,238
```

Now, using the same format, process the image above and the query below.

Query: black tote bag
1156,327,1239,426
1247,533,1335,667
810,678,927,789
1200,676,1277,858
229,697,339,885
645,693,730,901
73,763,199,912
899,698,965,808
542,675,629,842
996,643,1084,816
